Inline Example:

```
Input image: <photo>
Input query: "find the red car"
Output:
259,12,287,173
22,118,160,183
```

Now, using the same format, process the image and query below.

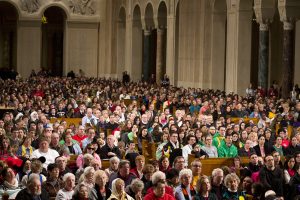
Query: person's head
31,159,43,174
258,135,265,145
92,159,101,170
63,173,76,191
27,174,42,196
159,156,170,169
295,151,300,163
38,137,49,152
295,163,300,175
242,176,253,192
191,159,202,176
112,178,125,195
55,156,67,171
166,168,179,186
94,170,107,186
77,183,89,199
83,166,95,184
47,163,59,179
1,167,15,183
130,179,144,195
87,128,96,139
169,132,178,144
265,155,275,170
224,173,240,191
179,169,192,186
153,180,166,198
187,134,196,146
109,156,120,171
173,156,185,170
196,175,211,194
135,155,145,169
284,155,295,170
275,136,282,146
118,160,130,177
107,135,116,147
225,133,233,146
143,164,155,181
272,151,281,164
152,171,166,185
211,168,224,186
83,153,94,166
250,153,259,165
84,143,96,155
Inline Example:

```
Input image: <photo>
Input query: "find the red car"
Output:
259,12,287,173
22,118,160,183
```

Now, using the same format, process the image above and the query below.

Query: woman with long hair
194,175,218,200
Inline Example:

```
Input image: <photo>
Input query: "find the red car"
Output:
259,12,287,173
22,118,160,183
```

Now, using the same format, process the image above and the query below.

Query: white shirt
31,148,59,168
182,144,193,164
56,189,74,200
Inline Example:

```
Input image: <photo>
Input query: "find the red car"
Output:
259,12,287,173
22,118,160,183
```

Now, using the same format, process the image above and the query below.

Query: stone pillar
281,20,295,99
156,28,165,85
258,23,269,90
142,29,151,81
166,15,175,85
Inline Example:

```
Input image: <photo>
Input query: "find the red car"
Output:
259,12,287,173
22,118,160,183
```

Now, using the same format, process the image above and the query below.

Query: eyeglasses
88,148,95,150
192,165,202,168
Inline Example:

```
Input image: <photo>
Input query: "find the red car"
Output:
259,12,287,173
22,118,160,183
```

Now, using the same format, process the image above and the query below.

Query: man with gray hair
211,168,226,200
15,174,49,200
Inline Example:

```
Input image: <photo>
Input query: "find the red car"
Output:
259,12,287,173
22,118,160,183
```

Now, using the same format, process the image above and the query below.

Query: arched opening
41,6,66,77
0,1,18,79
250,14,259,88
117,7,126,79
143,3,156,82
156,1,167,84
132,5,143,81
211,0,227,90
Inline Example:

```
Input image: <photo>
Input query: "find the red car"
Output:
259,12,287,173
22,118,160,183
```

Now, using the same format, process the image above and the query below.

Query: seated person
31,137,59,169
76,143,101,169
15,174,49,200
0,167,20,190
42,163,64,199
56,173,76,200
99,135,122,159
16,136,35,158
21,159,47,186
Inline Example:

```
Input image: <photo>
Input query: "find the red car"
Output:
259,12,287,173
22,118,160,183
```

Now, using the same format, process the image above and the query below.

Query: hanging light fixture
42,15,47,24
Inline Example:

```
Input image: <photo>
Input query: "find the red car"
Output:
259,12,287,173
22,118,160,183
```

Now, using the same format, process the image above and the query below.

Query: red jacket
144,192,175,200
147,186,174,198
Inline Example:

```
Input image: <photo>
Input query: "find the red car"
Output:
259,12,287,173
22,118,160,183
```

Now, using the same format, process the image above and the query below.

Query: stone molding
20,0,40,13
69,0,95,15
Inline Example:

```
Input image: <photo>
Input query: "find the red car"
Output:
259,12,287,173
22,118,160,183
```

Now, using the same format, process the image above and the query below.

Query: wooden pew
50,118,82,127
230,118,259,125
188,154,250,176
142,140,157,163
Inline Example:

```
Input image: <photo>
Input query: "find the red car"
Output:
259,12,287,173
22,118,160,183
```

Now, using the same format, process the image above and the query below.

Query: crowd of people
0,72,300,200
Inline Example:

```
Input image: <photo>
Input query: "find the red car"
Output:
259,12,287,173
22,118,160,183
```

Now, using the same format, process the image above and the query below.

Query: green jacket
212,132,225,148
218,143,238,158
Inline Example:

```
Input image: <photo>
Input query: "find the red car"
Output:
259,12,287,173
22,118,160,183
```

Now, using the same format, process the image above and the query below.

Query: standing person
259,155,284,197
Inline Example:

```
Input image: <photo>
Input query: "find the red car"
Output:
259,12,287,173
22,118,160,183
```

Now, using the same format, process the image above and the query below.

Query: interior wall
177,0,201,87
294,20,300,86
67,22,98,77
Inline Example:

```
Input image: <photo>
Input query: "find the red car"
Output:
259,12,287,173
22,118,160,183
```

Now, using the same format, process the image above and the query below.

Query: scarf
4,179,18,190
182,184,195,200
21,145,33,157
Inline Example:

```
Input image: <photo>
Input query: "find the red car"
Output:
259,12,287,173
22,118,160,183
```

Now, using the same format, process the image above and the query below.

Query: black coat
15,188,49,200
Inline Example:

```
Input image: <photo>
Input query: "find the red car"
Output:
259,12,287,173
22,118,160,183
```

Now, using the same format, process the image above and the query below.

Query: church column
277,0,300,98
258,23,270,90
254,0,276,92
281,20,295,98
156,27,165,85
142,29,151,81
